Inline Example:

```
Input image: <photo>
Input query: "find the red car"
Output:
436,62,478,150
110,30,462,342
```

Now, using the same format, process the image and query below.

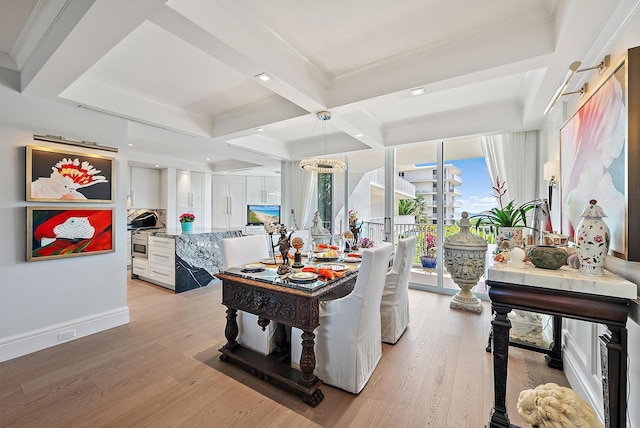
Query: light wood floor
0,279,569,427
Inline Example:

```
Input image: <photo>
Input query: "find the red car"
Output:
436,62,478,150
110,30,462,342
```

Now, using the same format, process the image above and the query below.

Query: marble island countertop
153,228,243,237
487,261,638,300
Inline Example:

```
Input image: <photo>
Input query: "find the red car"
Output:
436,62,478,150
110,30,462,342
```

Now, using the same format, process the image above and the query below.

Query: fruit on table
320,250,339,258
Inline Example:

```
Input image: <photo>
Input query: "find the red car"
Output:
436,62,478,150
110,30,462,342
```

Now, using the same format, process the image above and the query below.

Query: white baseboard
0,307,130,363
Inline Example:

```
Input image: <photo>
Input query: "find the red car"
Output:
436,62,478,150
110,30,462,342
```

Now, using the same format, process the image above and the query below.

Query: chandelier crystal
299,111,346,174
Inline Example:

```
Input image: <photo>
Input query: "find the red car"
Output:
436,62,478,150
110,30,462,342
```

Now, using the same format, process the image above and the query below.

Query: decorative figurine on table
275,224,294,275
264,222,278,264
291,236,304,268
348,209,361,245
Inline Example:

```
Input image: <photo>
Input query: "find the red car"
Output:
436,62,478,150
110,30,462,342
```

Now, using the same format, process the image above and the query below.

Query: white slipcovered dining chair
380,236,417,344
290,242,394,394
222,235,276,355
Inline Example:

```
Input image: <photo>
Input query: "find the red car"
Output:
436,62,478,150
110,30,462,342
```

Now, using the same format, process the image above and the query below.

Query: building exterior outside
399,165,462,224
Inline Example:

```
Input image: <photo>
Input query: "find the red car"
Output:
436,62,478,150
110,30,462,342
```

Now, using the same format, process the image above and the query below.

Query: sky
416,156,498,215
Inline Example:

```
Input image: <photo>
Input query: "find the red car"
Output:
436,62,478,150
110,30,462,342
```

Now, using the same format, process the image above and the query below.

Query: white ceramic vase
575,199,610,276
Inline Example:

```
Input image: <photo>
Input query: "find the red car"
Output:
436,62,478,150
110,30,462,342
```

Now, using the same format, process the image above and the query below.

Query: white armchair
290,242,394,394
222,235,275,355
380,236,417,344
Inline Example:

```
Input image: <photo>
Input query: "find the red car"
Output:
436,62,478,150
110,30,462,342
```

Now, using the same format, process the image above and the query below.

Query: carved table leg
222,307,239,355
299,329,323,406
299,330,317,385
599,324,628,428
274,323,288,354
489,304,512,428
545,315,563,369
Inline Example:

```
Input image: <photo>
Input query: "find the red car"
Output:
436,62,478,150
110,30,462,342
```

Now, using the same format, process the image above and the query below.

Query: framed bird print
26,146,114,202
27,207,115,261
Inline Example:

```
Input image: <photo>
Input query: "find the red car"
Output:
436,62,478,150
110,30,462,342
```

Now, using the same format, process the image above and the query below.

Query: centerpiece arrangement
179,212,195,233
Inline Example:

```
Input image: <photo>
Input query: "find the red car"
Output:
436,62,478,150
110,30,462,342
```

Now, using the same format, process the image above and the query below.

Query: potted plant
472,177,538,247
420,233,437,268
179,212,195,233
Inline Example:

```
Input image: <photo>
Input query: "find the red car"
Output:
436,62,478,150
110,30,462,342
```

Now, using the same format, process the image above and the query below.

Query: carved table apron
487,279,630,428
216,268,358,407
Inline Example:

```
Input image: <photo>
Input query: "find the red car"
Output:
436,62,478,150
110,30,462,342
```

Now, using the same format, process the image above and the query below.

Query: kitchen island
132,229,243,293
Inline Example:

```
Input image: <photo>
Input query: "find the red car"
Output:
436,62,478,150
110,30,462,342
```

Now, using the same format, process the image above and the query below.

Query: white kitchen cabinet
212,176,246,229
246,176,281,205
146,236,175,290
177,170,205,228
129,166,161,209
132,257,148,277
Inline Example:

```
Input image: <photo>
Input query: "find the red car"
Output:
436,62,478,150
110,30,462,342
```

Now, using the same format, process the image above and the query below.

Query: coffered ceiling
0,0,633,174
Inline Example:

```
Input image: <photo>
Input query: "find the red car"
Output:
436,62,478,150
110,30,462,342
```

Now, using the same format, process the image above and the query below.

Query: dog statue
516,383,603,428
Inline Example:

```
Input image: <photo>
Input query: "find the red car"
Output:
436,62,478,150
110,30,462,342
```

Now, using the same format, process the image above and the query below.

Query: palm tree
398,194,428,223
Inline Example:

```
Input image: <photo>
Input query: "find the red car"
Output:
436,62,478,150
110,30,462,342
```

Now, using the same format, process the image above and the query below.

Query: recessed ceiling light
206,158,210,161
256,127,264,132
410,87,426,96
255,73,271,82
128,143,133,146
154,164,160,168
354,133,364,138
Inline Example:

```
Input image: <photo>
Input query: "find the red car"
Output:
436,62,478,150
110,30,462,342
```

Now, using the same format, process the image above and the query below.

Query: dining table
215,253,361,406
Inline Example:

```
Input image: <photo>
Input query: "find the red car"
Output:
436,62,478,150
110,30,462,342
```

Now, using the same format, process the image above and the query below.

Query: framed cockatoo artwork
26,146,114,202
27,207,115,261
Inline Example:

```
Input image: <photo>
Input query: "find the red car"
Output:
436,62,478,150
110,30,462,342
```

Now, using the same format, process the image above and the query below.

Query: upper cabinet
246,176,281,205
129,166,161,209
177,170,205,228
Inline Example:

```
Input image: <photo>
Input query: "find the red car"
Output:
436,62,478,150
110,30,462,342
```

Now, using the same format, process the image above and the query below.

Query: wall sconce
543,160,560,211
543,55,610,115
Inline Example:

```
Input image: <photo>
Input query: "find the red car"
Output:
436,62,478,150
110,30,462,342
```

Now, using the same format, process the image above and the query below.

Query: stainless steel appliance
132,233,148,258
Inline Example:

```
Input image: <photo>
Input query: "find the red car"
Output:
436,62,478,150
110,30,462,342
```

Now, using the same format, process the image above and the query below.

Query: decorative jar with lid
575,199,610,276
443,211,488,313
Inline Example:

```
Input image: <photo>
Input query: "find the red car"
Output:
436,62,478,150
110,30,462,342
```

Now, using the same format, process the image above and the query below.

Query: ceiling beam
21,0,166,98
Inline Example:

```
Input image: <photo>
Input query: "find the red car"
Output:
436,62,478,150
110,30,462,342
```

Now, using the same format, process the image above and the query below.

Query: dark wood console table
216,264,358,407
486,264,636,428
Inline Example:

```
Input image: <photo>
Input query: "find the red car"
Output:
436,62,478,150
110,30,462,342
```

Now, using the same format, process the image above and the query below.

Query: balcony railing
369,168,416,197
358,220,494,264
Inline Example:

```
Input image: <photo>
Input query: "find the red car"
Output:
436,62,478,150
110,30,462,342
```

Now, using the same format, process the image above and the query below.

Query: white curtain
289,162,317,229
481,131,538,206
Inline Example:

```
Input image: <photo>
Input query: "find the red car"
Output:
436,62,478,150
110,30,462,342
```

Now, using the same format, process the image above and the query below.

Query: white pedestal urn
443,211,488,313
575,199,610,276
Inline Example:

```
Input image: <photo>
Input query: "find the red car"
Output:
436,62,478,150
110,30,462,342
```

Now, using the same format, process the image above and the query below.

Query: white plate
244,263,263,269
343,257,361,263
289,272,318,283
261,258,283,264
317,263,348,272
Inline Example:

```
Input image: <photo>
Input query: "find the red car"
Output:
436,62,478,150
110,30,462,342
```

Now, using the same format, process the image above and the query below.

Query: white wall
0,72,129,362
539,9,640,426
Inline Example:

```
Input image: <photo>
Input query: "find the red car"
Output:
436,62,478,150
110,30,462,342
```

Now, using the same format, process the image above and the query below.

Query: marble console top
487,262,637,300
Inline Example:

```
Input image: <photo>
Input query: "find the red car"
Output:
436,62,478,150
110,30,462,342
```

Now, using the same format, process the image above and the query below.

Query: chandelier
300,111,346,174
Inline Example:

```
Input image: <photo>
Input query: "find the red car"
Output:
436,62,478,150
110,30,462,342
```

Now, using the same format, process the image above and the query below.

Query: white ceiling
1,0,634,174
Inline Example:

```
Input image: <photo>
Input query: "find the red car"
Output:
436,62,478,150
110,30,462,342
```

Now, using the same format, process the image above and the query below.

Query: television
247,205,281,226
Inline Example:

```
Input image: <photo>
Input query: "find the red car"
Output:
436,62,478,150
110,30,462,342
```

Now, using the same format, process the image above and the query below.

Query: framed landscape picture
27,207,115,262
26,145,114,203
560,47,640,261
